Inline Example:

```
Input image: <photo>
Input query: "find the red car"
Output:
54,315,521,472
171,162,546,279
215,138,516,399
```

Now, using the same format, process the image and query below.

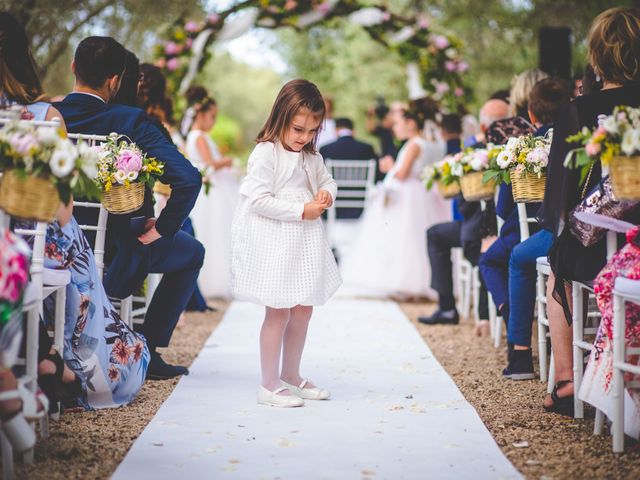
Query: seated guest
542,7,640,415
55,36,204,380
477,69,547,330
501,77,571,380
320,117,377,219
419,98,510,325
366,100,398,159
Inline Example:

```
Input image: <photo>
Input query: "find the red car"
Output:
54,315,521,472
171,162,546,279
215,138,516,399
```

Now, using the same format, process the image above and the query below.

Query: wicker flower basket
0,170,60,221
153,181,171,197
460,171,497,201
609,156,640,200
102,182,145,214
437,181,461,199
510,171,546,203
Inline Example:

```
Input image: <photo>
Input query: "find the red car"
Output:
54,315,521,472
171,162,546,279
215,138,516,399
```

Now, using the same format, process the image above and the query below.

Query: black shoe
418,309,459,325
146,352,189,380
502,347,536,380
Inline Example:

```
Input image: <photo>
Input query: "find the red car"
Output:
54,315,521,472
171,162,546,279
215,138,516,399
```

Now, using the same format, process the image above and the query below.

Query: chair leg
612,293,626,453
536,271,548,382
462,267,472,320
1,430,15,480
54,288,66,355
119,296,133,329
572,283,585,419
594,409,605,435
26,307,40,393
472,268,480,325
547,350,556,394
489,297,501,348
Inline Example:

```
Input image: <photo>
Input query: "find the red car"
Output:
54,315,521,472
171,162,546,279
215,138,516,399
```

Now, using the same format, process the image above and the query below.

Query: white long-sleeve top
238,141,338,222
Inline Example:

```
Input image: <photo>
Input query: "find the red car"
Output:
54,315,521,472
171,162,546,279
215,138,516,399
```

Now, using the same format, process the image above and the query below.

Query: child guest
231,79,342,407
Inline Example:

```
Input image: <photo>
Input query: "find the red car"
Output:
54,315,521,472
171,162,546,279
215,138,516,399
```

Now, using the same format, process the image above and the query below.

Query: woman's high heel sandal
281,379,331,400
543,379,574,417
37,350,64,417
0,389,37,453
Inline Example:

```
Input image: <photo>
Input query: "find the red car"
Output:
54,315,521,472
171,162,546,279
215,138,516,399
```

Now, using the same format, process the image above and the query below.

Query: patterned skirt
231,189,342,308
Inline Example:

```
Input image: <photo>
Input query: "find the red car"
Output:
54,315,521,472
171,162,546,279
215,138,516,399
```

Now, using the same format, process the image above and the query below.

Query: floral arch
153,1,472,110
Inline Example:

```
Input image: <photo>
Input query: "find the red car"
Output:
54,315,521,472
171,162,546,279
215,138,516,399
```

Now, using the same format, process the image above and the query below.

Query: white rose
602,115,618,135
114,170,127,184
621,129,636,156
77,142,99,178
505,137,519,151
451,163,464,177
496,150,514,169
49,140,77,178
126,171,138,182
37,127,60,146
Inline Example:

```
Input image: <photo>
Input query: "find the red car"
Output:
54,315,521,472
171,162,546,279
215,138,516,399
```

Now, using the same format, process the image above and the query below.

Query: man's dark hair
489,89,510,104
335,117,354,130
440,113,462,135
528,77,571,124
74,36,126,89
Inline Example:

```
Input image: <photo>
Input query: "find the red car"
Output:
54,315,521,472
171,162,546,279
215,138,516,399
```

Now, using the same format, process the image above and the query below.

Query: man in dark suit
320,118,377,219
55,37,203,380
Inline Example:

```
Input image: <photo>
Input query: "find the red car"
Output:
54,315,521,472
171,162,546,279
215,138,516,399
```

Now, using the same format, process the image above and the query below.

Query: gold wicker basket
102,182,145,214
460,171,497,201
610,156,640,200
0,170,60,221
437,181,461,199
510,171,546,203
153,181,171,197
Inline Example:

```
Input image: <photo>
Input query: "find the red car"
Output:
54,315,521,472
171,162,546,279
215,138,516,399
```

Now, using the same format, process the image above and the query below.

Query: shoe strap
299,379,309,389
273,387,289,395
0,390,21,402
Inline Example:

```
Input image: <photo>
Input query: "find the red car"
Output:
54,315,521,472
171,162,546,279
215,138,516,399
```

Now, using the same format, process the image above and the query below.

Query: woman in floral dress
43,218,149,409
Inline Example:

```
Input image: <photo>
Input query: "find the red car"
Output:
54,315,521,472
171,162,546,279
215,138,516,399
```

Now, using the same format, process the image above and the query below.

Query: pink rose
454,87,465,97
284,0,297,10
432,35,449,50
514,163,526,175
185,38,193,49
167,58,180,71
595,126,607,136
10,133,38,155
185,21,200,33
382,11,391,21
435,82,450,94
115,149,143,174
445,61,457,72
585,141,601,157
155,58,166,68
457,61,469,73
207,13,220,25
164,41,181,56
418,17,430,29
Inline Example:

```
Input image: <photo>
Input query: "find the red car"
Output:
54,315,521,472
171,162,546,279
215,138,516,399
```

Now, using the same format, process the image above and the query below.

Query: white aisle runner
113,299,521,480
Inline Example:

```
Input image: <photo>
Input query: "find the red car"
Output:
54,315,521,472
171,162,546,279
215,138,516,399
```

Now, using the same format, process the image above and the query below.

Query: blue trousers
479,235,519,312
181,217,208,312
104,229,204,350
507,229,554,346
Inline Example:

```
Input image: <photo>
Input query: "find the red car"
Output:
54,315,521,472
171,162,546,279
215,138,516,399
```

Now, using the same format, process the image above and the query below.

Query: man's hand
315,189,333,209
138,218,162,245
302,201,326,220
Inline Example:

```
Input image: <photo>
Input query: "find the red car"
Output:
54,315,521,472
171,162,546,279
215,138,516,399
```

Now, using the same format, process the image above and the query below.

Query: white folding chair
325,159,377,248
452,247,473,319
536,256,554,388
611,276,640,452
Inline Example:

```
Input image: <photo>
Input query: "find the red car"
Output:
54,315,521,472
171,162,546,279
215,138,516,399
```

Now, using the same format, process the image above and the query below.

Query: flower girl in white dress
341,107,451,299
185,93,239,299
231,79,342,407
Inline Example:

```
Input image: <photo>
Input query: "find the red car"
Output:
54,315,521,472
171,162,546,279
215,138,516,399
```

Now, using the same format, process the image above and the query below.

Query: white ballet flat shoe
257,386,304,408
281,379,331,400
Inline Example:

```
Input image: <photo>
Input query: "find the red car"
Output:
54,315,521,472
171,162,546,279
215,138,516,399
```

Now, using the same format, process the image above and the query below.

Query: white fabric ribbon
348,7,386,26
406,63,427,100
179,28,214,95
217,8,259,42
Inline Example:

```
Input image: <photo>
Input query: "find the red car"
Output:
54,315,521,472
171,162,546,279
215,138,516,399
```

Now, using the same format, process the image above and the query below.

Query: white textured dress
185,129,240,299
231,142,342,308
340,136,451,298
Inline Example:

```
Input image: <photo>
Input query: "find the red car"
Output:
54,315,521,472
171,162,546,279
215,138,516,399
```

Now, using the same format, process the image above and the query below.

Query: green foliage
211,114,242,156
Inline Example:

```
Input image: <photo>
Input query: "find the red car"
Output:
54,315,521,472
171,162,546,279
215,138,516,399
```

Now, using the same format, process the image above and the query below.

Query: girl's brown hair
0,12,44,106
588,7,640,85
257,79,325,154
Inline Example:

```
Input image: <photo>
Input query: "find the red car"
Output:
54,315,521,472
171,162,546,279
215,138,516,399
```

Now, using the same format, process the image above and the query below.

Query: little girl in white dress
231,79,341,407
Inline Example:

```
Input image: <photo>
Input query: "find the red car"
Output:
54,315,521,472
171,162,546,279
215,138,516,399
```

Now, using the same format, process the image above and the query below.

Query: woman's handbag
568,171,639,247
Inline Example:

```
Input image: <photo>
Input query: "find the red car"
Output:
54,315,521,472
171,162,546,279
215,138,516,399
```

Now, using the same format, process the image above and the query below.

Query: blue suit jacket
54,93,201,237
319,135,376,161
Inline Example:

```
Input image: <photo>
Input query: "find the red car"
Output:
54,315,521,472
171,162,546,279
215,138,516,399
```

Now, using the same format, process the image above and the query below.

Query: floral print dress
42,218,149,409
579,226,640,439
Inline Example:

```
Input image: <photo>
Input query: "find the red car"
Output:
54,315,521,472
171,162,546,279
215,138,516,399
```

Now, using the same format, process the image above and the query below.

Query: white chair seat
614,277,640,300
536,256,550,273
43,268,70,287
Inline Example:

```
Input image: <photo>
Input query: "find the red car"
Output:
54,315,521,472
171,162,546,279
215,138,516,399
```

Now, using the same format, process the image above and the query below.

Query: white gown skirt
341,177,451,298
231,189,342,308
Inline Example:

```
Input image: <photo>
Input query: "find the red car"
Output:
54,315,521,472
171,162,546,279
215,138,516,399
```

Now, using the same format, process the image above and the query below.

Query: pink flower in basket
585,141,601,156
514,163,526,176
115,149,143,174
9,132,38,156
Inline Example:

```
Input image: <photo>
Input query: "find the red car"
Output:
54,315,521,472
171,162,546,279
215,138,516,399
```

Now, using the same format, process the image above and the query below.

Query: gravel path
13,299,640,479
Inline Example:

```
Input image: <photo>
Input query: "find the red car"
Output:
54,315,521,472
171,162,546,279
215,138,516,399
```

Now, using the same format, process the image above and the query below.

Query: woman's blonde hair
257,79,325,154
510,69,549,117
588,7,640,84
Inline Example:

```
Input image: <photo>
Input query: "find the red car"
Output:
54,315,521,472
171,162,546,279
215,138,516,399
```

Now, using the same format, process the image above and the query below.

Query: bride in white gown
185,96,239,299
341,108,451,299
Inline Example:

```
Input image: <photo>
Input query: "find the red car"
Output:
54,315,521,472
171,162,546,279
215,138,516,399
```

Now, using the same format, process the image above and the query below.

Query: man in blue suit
320,118,377,219
55,37,204,380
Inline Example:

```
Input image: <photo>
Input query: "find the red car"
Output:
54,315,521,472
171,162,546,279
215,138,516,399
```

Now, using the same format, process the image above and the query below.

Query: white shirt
72,91,106,103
